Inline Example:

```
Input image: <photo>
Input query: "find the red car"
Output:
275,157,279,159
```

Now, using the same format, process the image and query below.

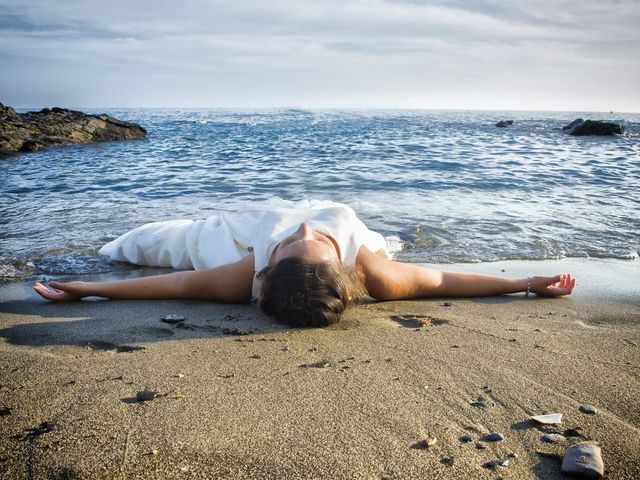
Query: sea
1,108,639,281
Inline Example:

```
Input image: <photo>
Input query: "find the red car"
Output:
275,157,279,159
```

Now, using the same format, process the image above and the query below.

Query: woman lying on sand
34,199,575,327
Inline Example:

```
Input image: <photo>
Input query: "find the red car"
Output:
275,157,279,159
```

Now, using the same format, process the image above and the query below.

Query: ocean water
1,108,639,280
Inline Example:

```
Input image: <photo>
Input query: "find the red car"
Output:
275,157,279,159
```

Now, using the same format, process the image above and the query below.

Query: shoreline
1,257,638,478
3,255,639,306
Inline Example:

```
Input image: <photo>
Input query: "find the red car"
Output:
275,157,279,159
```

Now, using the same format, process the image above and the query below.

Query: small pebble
443,302,453,307
299,361,331,369
483,458,510,469
542,433,567,443
0,407,11,416
174,374,184,378
476,442,487,449
561,443,604,479
440,457,454,466
151,449,159,456
485,432,504,442
471,395,491,408
136,390,159,402
460,434,473,443
160,315,185,324
421,436,437,449
579,404,598,415
508,452,518,458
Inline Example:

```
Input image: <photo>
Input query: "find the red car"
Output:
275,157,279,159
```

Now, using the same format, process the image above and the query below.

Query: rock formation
495,120,514,128
562,118,626,136
0,102,146,154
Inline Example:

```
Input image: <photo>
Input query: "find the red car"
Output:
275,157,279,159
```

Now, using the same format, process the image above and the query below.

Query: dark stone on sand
160,314,186,324
440,457,454,467
0,407,11,416
562,118,626,136
542,433,566,443
579,404,598,415
495,120,514,128
561,443,604,478
471,396,490,408
483,458,509,469
136,390,160,402
485,432,504,442
460,434,473,443
0,101,146,154
564,428,584,438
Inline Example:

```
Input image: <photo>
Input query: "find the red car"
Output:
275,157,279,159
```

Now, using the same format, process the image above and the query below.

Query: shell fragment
530,413,562,424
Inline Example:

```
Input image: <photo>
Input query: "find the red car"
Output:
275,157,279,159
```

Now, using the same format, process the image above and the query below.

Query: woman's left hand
530,274,576,297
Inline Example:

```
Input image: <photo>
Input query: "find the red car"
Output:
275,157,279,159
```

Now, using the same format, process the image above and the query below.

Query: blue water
1,109,639,279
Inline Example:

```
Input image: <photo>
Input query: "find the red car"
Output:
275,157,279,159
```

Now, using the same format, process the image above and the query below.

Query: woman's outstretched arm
356,247,575,301
33,253,255,304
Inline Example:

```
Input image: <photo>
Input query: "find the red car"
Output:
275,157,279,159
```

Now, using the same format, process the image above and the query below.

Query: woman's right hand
33,281,86,302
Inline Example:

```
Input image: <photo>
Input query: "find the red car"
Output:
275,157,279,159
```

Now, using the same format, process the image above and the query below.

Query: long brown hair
257,257,366,327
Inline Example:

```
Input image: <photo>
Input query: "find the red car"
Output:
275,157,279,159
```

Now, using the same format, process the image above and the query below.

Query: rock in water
0,101,146,153
495,120,514,128
562,118,626,136
562,118,584,130
561,443,604,479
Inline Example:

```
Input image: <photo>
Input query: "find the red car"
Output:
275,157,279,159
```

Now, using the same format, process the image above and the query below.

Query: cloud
0,0,638,110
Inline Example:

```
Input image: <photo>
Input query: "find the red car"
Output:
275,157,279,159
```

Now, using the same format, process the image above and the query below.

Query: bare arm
356,246,575,301
34,253,255,304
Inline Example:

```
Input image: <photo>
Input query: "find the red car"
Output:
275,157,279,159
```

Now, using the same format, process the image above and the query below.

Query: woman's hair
257,257,367,328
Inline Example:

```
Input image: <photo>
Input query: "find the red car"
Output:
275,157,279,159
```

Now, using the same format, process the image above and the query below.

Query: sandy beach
1,258,638,479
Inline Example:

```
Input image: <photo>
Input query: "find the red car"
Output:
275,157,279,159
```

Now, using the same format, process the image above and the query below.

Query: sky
1,0,639,111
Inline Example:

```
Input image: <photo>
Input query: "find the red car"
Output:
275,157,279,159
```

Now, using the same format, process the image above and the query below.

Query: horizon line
7,104,639,115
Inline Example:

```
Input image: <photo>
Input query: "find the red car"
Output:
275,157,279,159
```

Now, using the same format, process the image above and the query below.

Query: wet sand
1,258,639,479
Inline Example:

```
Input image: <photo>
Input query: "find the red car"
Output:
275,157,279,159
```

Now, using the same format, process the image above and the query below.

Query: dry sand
1,258,638,479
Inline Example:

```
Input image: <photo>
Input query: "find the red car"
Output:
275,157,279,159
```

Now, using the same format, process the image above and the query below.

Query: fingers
33,282,56,300
532,274,576,297
558,274,576,292
551,274,576,295
33,281,66,302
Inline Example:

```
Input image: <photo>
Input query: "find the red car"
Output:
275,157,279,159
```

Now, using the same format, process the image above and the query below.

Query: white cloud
0,0,638,110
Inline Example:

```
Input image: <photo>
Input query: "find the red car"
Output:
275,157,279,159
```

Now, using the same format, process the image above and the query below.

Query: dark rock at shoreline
562,118,626,136
495,120,514,128
0,102,146,154
562,118,584,131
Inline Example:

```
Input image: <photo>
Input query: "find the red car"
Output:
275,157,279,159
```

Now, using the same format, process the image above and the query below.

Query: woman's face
270,223,340,264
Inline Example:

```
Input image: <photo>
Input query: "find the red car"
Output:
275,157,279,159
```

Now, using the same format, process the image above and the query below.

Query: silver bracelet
525,277,531,297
